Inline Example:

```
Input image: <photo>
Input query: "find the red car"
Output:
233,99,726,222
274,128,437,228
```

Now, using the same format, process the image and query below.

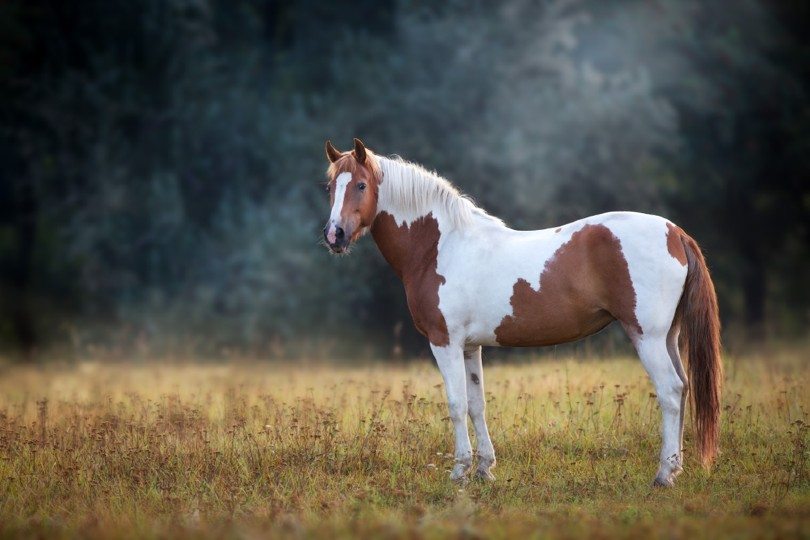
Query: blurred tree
0,0,806,358
658,0,810,336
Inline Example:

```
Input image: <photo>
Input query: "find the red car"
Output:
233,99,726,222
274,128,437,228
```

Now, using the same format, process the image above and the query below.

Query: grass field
0,350,807,539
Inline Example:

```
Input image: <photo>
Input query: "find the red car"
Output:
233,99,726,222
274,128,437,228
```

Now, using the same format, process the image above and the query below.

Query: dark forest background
1,0,808,361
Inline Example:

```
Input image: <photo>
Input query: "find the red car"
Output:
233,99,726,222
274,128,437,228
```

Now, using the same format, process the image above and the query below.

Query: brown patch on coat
470,372,480,385
371,212,449,347
555,227,562,233
666,223,688,266
495,224,642,346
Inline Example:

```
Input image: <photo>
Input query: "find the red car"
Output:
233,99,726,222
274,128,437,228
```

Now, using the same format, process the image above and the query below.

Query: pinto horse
322,138,722,487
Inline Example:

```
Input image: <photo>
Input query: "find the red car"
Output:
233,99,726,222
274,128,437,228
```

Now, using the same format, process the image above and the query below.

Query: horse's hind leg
666,324,688,479
464,346,496,480
633,332,687,487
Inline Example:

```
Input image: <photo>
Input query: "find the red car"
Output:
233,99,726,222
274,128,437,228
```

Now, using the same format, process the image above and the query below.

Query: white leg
432,343,473,482
666,326,688,470
464,346,496,480
635,334,686,487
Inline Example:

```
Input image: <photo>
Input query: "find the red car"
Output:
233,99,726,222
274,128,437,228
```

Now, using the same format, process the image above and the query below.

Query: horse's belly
491,304,615,347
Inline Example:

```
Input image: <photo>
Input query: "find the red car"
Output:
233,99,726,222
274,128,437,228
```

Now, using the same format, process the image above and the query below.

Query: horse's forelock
327,151,382,185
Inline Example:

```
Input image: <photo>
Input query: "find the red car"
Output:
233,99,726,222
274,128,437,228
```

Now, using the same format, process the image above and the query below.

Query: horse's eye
325,184,330,193
358,183,367,191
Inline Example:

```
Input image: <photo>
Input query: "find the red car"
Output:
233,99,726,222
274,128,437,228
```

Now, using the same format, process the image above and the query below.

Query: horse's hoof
475,467,496,481
652,475,675,488
450,462,470,483
451,472,469,485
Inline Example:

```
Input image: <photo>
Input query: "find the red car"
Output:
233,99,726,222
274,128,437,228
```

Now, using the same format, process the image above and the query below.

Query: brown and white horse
322,138,722,487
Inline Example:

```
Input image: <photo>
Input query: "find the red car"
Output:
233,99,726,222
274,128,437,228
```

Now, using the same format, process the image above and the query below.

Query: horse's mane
375,154,504,230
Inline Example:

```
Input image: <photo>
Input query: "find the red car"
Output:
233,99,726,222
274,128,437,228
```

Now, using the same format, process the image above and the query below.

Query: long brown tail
678,232,723,468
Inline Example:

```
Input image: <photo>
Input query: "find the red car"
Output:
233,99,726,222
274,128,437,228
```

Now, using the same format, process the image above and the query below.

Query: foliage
0,0,807,357
0,352,807,538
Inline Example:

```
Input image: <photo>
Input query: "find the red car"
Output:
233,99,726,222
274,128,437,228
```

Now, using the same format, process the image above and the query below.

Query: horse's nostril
335,226,345,240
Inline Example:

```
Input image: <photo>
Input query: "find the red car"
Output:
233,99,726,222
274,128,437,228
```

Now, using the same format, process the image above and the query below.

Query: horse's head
322,138,381,253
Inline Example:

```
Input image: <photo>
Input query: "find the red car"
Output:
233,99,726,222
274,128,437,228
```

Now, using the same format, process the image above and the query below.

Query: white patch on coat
326,172,352,244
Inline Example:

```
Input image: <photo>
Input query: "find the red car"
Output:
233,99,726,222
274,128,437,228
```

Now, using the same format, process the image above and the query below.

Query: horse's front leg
464,346,496,480
431,343,473,482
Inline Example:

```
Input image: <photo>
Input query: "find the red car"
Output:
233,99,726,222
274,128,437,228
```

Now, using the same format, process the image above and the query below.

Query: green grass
0,351,807,538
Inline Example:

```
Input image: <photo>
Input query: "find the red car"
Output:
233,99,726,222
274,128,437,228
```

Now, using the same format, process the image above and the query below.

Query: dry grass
0,351,807,539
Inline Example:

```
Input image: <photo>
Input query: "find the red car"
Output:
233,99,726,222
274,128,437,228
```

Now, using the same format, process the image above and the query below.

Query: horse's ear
325,140,342,163
352,138,367,164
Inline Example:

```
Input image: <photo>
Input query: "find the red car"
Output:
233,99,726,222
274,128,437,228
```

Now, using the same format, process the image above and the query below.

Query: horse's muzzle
323,223,348,253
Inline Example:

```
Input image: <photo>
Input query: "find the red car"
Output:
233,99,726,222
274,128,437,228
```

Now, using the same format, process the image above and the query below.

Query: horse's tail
677,232,723,468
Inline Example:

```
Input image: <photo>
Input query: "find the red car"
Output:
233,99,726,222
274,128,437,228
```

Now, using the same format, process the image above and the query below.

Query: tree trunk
740,239,766,340
12,180,37,360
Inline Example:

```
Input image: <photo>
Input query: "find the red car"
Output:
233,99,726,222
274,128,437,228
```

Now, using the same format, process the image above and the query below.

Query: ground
0,350,807,539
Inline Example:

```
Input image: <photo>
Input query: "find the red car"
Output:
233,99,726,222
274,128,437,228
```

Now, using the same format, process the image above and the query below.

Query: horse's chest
402,273,450,347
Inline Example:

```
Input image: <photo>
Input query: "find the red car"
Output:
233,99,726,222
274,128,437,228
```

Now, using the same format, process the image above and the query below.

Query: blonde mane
376,154,503,230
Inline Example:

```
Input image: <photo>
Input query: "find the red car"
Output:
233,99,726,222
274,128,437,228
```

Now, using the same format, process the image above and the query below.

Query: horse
321,138,722,487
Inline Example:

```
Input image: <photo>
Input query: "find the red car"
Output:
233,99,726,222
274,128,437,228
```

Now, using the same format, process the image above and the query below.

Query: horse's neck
370,207,444,283
369,159,482,279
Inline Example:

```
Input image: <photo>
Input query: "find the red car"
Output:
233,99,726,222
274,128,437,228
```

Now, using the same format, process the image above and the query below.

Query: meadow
0,350,807,539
